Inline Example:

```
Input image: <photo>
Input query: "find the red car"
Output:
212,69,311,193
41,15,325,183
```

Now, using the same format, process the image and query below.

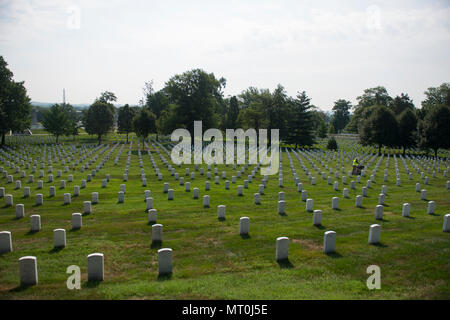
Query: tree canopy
0,56,32,145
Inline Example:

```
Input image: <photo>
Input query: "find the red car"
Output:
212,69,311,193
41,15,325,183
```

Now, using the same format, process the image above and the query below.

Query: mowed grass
0,138,449,299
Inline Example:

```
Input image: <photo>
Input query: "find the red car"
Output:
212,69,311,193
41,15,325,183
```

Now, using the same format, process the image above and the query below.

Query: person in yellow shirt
352,158,359,175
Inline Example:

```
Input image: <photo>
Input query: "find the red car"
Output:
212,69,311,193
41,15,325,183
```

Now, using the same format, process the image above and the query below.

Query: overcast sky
1,0,449,110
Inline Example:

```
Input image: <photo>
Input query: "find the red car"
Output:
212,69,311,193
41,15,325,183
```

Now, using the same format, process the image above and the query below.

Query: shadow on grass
82,212,90,217
404,216,415,220
2,205,12,209
157,273,172,281
372,242,388,248
428,213,441,216
69,228,81,233
147,221,156,226
357,206,366,209
278,212,287,217
9,284,35,292
333,208,342,212
376,218,389,222
277,258,294,269
32,204,42,208
240,234,251,239
325,251,343,259
382,204,390,207
218,217,226,222
82,280,102,288
49,246,64,254
151,241,162,249
314,224,326,230
25,230,39,236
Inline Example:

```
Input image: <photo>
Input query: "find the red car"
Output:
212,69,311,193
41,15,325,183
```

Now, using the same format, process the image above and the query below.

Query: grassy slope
0,136,449,299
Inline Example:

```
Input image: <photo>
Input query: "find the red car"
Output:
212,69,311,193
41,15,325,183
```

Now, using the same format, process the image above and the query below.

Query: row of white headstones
1,140,450,286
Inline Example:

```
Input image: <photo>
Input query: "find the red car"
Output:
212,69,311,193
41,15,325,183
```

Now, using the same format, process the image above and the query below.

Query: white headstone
368,224,381,244
331,197,339,210
203,195,210,208
148,209,157,224
87,253,104,281
427,201,435,215
35,194,43,206
306,198,313,212
254,193,260,205
402,203,410,217
217,205,226,219
30,215,41,232
167,189,174,200
83,201,92,214
0,231,12,254
278,200,286,215
16,204,25,219
276,237,289,261
323,231,336,254
72,213,82,229
443,214,450,232
152,224,163,242
53,229,66,248
375,205,384,220
313,210,322,226
19,256,38,286
240,217,250,235
158,248,173,275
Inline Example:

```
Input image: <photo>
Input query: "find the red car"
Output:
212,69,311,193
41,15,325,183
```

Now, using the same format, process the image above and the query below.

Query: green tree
0,56,32,145
318,121,328,138
118,104,135,143
331,99,351,133
346,86,392,133
397,109,418,155
83,101,115,143
237,103,266,132
41,104,76,143
359,105,399,154
97,91,117,104
418,104,450,157
227,96,240,129
391,93,415,115
327,137,338,150
285,91,315,148
164,69,225,135
133,108,156,147
418,83,450,119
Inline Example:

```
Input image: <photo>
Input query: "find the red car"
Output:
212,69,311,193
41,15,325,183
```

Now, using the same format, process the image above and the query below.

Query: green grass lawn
0,136,449,299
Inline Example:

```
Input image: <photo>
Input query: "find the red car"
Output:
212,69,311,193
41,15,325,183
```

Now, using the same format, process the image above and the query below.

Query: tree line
1,55,449,156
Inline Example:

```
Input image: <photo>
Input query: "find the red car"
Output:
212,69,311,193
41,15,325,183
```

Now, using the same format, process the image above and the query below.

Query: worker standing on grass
352,158,359,175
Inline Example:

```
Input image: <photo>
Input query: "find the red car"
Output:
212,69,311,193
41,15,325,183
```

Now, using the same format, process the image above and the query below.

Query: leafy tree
418,104,450,157
397,109,418,155
346,86,392,133
359,105,398,154
418,83,450,119
0,56,32,145
327,137,338,150
331,99,351,133
328,123,335,135
133,108,156,147
318,121,328,138
41,104,76,143
118,104,135,143
237,103,266,132
97,91,117,104
285,91,315,148
227,96,240,129
83,101,115,143
164,69,225,135
391,93,415,115
356,86,393,108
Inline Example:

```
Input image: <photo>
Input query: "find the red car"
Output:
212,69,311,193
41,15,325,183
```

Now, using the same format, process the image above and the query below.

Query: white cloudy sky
1,0,449,110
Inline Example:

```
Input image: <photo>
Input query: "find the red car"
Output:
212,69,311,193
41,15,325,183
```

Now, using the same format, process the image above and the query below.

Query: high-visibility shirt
353,159,358,166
